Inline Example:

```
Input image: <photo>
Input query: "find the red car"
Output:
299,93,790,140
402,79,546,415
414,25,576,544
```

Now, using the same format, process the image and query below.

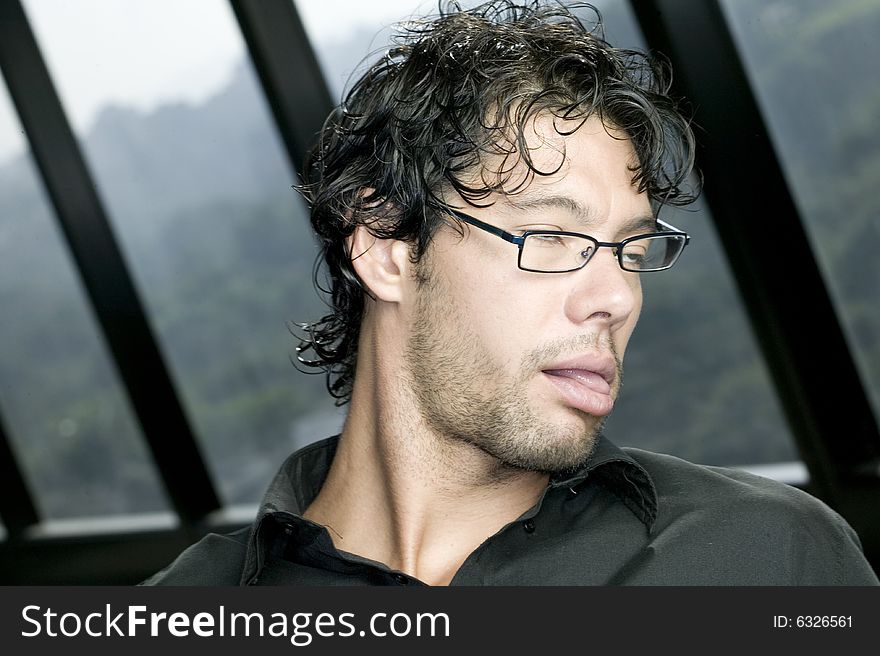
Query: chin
495,421,602,475
546,401,607,435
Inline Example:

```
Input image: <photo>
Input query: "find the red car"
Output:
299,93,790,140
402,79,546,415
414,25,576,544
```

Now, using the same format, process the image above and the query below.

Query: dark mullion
0,411,39,536
229,0,334,177
0,0,221,527
629,0,880,504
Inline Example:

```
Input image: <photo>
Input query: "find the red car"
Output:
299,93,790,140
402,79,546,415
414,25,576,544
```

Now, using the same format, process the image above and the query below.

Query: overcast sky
0,0,437,164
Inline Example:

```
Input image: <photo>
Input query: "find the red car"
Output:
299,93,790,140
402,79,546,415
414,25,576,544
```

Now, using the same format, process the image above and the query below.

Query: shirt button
392,574,409,585
522,519,536,534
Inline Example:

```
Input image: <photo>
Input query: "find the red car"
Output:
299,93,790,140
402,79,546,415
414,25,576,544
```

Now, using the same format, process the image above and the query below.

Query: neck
303,328,548,585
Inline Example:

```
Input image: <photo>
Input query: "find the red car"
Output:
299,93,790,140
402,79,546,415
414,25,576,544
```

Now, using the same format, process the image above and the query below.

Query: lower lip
542,370,615,416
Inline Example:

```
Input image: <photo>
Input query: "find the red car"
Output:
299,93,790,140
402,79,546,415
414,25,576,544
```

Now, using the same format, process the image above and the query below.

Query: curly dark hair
295,0,698,404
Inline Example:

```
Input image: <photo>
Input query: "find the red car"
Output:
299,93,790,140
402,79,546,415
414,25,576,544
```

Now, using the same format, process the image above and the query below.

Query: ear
346,224,412,303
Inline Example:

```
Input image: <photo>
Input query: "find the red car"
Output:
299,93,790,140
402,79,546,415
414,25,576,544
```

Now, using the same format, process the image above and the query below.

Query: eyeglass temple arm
655,218,691,247
447,209,524,245
657,218,687,233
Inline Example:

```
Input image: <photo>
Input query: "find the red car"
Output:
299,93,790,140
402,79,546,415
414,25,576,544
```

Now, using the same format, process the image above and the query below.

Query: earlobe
346,225,410,303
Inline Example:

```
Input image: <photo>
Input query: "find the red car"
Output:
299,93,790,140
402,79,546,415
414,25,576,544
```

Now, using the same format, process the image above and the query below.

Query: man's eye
529,234,566,246
621,244,648,264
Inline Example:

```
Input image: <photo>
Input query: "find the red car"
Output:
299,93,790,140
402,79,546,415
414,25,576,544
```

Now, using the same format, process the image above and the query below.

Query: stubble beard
402,261,620,478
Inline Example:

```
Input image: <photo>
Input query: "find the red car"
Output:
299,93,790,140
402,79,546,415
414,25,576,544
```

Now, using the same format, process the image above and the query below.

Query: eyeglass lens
520,233,686,272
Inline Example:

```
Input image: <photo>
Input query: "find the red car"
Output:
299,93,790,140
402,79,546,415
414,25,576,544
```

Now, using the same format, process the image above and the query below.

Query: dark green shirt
143,435,879,585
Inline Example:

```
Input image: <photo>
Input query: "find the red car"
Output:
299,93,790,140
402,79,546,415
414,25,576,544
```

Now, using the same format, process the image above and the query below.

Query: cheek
453,272,537,366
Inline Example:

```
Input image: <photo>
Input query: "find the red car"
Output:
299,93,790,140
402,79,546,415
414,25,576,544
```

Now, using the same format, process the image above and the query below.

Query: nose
563,246,641,330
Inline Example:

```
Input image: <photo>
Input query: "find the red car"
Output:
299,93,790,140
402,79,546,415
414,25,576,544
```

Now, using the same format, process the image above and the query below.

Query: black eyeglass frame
446,209,691,273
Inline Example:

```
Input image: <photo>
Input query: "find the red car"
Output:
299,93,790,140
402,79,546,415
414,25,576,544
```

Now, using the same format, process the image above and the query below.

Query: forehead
519,114,638,171
459,114,651,220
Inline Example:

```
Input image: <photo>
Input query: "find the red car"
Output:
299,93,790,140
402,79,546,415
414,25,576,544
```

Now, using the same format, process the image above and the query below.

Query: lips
542,356,617,417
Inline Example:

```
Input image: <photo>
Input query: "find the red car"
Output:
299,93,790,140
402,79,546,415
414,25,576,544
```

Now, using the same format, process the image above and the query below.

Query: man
144,1,878,585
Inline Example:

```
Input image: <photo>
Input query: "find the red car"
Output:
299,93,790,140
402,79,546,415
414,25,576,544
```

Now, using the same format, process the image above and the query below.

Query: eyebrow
505,194,658,235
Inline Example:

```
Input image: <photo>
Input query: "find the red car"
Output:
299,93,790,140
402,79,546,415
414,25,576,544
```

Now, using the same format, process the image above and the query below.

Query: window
0,81,169,519
722,0,880,418
608,198,797,466
21,0,342,507
295,0,426,102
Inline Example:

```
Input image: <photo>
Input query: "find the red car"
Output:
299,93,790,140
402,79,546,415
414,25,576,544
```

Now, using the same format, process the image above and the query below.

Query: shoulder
622,448,879,585
624,447,823,515
139,527,250,586
624,447,841,523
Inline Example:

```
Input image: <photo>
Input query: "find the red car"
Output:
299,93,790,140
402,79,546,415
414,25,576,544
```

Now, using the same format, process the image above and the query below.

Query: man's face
402,116,650,475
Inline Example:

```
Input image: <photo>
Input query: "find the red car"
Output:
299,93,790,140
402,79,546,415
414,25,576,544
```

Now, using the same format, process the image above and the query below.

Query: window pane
22,0,342,506
0,81,169,519
721,0,880,418
296,0,421,102
607,198,797,466
295,0,798,467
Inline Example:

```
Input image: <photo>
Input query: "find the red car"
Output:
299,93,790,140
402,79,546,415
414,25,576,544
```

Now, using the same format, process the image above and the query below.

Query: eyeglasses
446,209,690,273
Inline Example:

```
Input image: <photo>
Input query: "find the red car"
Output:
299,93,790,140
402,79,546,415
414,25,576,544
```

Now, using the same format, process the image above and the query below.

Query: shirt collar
550,435,658,529
240,433,657,584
